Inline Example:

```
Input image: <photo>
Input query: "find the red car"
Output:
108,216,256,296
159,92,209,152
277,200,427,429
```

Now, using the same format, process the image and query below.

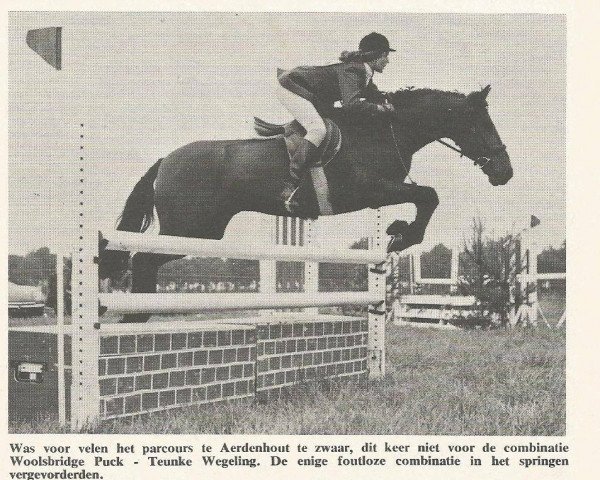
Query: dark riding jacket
278,62,387,117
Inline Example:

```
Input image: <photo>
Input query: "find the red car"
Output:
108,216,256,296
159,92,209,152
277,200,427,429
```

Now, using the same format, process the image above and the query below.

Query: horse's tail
116,158,163,233
99,159,162,281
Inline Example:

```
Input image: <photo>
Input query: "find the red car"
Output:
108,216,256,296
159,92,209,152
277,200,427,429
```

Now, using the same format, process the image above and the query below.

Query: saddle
253,117,342,167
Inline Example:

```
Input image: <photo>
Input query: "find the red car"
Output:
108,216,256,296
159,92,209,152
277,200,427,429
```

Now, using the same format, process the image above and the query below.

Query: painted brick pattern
98,325,256,419
10,315,370,422
255,317,369,402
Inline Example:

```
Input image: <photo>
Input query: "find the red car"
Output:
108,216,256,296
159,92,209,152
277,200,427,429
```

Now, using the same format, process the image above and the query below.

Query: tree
458,218,517,327
421,244,452,280
8,247,55,286
538,241,566,274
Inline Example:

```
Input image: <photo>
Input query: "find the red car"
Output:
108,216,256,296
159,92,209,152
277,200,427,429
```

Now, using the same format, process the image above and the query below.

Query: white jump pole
100,291,383,314
368,209,386,378
106,230,385,264
71,122,101,430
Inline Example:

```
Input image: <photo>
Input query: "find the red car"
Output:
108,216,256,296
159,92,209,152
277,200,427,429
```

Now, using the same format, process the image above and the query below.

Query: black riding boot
281,139,318,212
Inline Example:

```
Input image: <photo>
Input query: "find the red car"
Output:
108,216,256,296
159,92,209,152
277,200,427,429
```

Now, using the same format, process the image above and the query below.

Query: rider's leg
277,86,326,209
276,84,327,150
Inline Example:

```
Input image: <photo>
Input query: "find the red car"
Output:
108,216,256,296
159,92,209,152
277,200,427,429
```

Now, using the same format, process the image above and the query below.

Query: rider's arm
339,65,387,116
363,80,387,103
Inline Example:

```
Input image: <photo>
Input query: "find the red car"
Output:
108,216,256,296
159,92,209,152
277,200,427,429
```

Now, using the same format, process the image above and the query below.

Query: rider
277,32,396,212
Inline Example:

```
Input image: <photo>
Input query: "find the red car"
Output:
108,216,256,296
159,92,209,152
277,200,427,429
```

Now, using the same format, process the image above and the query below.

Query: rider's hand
378,103,395,114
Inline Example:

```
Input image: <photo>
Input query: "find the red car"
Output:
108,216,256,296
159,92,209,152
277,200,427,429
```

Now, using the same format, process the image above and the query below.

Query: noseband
388,121,506,183
436,139,506,171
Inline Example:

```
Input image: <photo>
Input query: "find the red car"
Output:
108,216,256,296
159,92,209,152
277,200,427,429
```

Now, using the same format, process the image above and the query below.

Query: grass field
11,320,565,436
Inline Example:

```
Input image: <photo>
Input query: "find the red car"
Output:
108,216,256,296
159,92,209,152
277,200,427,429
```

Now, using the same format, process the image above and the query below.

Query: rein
436,138,465,156
388,121,505,178
436,139,506,170
388,122,416,184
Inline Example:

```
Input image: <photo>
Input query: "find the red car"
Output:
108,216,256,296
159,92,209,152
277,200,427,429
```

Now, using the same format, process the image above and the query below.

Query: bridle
386,102,507,180
436,138,507,171
384,91,507,174
389,121,506,185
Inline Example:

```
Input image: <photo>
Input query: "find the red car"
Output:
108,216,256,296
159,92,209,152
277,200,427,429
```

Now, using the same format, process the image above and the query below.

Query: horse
100,84,512,323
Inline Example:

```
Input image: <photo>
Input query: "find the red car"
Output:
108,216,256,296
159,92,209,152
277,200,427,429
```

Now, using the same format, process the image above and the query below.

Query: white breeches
276,84,327,147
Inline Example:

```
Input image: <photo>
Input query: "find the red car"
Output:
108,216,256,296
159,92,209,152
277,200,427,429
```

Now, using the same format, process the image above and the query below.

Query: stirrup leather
284,184,301,212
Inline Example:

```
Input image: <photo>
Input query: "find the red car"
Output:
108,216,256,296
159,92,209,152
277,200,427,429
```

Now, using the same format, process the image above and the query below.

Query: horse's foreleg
406,185,439,244
120,252,183,323
367,181,439,252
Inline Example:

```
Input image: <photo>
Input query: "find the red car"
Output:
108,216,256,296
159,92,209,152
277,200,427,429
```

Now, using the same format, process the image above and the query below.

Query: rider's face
371,52,389,73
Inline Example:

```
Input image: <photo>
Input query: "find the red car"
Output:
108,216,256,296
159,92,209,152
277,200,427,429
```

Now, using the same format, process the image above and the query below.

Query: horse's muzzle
489,166,513,186
485,152,513,186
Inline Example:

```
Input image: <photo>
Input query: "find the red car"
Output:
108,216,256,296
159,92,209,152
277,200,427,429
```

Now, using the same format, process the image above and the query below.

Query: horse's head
450,85,513,186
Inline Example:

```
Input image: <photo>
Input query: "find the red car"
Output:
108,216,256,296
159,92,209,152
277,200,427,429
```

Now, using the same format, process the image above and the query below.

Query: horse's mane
387,88,466,110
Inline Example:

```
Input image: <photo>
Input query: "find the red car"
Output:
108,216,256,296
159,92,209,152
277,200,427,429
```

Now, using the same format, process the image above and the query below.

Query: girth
253,117,342,167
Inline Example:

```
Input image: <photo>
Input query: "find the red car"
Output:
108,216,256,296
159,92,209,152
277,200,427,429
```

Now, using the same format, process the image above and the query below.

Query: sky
7,11,566,255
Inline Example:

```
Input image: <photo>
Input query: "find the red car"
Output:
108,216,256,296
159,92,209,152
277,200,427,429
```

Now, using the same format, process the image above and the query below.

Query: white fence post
304,219,319,315
70,123,100,431
368,209,386,378
519,229,539,327
259,215,276,316
450,245,459,293
528,236,539,326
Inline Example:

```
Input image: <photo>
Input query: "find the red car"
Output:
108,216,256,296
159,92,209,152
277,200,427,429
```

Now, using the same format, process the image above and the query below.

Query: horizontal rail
516,272,567,281
103,231,386,265
100,291,382,314
401,295,477,307
414,277,455,285
536,272,566,280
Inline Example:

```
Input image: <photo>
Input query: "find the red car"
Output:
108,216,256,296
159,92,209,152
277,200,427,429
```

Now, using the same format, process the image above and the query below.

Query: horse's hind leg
118,201,237,323
120,252,183,323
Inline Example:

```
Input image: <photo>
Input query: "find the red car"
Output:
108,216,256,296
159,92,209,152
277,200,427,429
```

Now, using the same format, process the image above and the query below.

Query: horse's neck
405,131,439,155
394,119,444,156
397,93,458,155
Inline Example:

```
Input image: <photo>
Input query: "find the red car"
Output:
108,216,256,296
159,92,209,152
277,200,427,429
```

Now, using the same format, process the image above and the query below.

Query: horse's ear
467,85,491,106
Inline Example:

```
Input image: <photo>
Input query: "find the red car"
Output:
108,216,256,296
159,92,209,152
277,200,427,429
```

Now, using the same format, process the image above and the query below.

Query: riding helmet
358,32,396,53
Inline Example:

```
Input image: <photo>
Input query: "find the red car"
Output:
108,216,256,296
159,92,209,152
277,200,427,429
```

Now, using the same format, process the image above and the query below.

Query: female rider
277,32,396,212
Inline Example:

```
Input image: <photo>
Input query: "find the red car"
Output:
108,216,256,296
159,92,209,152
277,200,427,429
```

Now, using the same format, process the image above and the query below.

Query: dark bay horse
100,85,512,322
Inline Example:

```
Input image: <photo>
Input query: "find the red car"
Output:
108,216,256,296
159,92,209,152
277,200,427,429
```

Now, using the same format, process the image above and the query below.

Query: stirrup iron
284,185,300,212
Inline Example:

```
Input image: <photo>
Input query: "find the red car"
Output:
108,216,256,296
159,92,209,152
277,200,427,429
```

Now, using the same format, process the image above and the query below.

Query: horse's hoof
386,220,410,236
387,236,405,253
388,241,411,253
387,234,421,253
